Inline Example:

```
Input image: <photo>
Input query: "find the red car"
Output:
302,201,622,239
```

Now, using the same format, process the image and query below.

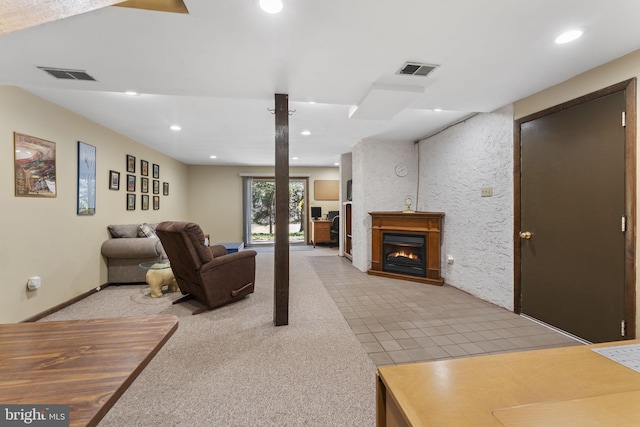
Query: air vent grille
397,62,439,77
38,67,97,81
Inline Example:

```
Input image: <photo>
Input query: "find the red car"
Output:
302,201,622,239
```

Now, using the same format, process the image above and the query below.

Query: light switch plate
481,187,493,197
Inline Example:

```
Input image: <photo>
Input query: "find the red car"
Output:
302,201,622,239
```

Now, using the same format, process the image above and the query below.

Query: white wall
351,139,419,272
0,86,189,323
418,105,514,309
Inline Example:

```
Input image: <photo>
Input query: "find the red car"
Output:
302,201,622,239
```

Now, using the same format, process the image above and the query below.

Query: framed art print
153,195,160,210
77,141,96,215
127,174,136,192
141,177,149,193
126,193,136,210
141,159,148,176
152,163,159,179
109,170,120,190
126,154,135,173
14,132,57,197
163,182,169,196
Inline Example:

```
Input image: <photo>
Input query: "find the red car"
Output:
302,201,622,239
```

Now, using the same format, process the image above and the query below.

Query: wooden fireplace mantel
368,211,444,286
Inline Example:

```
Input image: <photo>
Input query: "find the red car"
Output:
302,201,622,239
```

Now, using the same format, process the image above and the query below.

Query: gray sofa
100,223,167,284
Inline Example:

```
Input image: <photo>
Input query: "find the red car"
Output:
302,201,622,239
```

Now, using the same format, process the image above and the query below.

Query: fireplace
368,211,444,286
382,233,426,277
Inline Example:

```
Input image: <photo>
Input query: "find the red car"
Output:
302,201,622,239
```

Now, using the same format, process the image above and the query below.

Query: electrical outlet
481,187,493,197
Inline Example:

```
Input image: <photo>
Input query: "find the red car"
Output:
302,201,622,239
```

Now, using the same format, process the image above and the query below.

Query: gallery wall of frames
109,154,170,211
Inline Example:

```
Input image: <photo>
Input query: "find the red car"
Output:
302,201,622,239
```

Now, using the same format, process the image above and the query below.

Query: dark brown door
519,91,626,343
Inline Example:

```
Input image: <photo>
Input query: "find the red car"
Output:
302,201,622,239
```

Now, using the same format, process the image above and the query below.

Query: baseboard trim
21,283,111,323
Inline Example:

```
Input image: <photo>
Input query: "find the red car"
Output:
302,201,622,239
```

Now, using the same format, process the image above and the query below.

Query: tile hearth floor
307,254,582,366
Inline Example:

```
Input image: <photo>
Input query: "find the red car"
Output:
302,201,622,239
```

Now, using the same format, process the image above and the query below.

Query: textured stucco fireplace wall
417,105,514,310
351,139,418,272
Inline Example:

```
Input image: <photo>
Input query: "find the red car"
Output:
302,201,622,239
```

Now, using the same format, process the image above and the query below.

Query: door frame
513,78,637,339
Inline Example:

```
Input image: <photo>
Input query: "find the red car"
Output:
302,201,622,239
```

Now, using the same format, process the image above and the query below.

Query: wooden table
377,340,640,426
0,314,178,427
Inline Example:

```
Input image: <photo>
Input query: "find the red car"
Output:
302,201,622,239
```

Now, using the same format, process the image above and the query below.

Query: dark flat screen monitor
311,206,322,219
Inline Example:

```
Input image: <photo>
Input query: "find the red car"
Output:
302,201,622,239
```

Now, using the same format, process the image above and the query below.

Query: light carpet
41,251,376,426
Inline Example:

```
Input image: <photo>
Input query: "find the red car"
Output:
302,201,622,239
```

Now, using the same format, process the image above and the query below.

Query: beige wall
0,86,189,323
187,165,340,244
513,48,640,336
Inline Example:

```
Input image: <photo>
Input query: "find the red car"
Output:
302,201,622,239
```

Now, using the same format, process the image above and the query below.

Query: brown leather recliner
155,221,257,314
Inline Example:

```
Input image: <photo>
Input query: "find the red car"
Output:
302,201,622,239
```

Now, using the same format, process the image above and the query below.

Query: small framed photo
141,194,149,210
109,170,120,190
163,182,169,196
127,174,136,192
152,163,159,179
141,177,149,193
153,179,159,194
126,155,136,173
126,193,136,210
153,195,160,210
140,159,149,176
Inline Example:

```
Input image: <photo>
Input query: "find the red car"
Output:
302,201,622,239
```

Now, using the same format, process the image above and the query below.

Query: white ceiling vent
397,62,439,77
38,67,97,81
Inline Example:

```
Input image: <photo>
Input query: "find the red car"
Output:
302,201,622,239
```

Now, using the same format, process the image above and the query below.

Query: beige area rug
42,251,377,427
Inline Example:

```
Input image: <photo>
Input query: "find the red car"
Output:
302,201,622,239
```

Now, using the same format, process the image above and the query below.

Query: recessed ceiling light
433,108,443,112
210,155,217,159
301,130,311,136
292,156,299,160
555,29,583,44
259,0,283,14
124,91,140,96
334,162,339,166
170,125,181,131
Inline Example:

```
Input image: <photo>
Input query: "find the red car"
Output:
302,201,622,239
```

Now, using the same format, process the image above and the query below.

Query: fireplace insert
382,233,426,277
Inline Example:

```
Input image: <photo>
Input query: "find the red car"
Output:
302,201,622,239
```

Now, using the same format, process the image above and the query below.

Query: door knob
519,231,532,240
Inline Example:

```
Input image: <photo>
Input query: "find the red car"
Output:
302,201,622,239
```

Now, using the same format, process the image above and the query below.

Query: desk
311,220,333,247
376,340,640,426
0,315,178,427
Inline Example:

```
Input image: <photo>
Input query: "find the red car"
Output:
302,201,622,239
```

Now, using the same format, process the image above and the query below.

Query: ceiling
2,1,640,167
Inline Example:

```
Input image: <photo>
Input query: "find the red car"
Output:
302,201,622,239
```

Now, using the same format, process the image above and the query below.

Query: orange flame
388,250,419,260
